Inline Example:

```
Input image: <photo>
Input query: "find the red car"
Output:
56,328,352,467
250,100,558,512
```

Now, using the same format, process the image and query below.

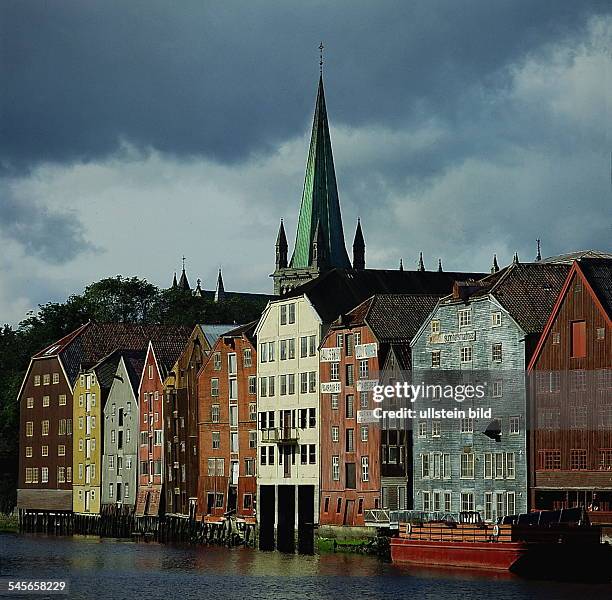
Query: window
596,327,606,340
26,421,33,437
280,340,287,361
26,397,34,409
41,445,48,457
308,335,316,356
570,370,587,392
154,429,162,445
491,312,502,327
280,305,287,325
570,405,588,428
260,377,267,397
300,336,308,358
492,343,503,362
331,394,339,410
288,374,295,395
507,492,515,516
248,431,256,448
332,456,340,481
442,454,451,479
433,491,441,511
268,341,275,362
361,456,369,482
506,453,516,479
211,378,219,397
41,420,49,436
249,403,256,421
345,334,354,356
228,353,237,375
215,493,224,508
509,416,520,434
267,446,274,465
460,452,474,478
243,348,252,367
570,449,587,470
247,375,256,395
421,454,430,478
25,446,32,458
58,444,65,456
432,421,441,437
212,432,220,449
280,375,287,395
108,455,115,469
332,426,339,442
360,391,369,408
495,452,504,479
42,396,50,407
346,364,354,386
431,350,441,368
268,376,275,396
34,375,41,386
431,320,440,334
422,491,431,512
418,421,427,437
484,453,493,479
460,346,472,363
492,380,503,398
571,321,586,358
208,458,216,475
460,418,473,433
324,497,330,513
259,343,268,363
211,405,220,423
458,309,471,328
496,492,504,520
330,362,339,381
346,395,354,418
598,449,612,470
288,338,295,359
308,371,316,393
359,360,369,379
309,444,316,464
346,429,354,452
43,373,50,385
59,394,66,406
361,425,368,442
552,332,560,344
461,492,474,512
245,458,255,476
148,365,153,379
538,450,561,470
288,303,296,324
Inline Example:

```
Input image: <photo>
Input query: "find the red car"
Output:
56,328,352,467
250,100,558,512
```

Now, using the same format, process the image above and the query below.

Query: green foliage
0,276,268,512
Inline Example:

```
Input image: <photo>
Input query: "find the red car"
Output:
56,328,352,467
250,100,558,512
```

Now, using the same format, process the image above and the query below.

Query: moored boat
390,509,612,582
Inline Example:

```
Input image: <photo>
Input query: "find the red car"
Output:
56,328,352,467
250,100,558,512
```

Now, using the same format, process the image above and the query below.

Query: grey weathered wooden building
411,261,569,520
101,352,145,510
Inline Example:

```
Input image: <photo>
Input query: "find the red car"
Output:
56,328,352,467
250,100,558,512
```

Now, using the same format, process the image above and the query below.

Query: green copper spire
289,75,351,269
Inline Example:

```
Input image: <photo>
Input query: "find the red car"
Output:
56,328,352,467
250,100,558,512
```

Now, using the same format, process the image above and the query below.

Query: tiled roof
331,294,440,343
122,351,147,397
150,327,193,380
33,322,192,387
285,268,485,323
580,258,612,320
540,250,612,264
221,321,257,343
441,263,570,334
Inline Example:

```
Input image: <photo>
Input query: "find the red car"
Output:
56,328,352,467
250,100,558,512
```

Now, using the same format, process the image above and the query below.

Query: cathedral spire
289,73,351,270
352,218,365,270
491,254,500,273
178,256,190,291
418,252,425,272
214,268,225,303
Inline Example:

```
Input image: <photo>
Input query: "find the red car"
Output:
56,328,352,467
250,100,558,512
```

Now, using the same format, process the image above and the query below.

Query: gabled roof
122,351,147,397
540,250,612,264
150,327,193,380
290,76,351,270
528,258,612,371
283,267,485,323
328,294,440,343
579,258,612,321
32,322,192,387
439,263,570,334
198,324,243,348
222,321,257,344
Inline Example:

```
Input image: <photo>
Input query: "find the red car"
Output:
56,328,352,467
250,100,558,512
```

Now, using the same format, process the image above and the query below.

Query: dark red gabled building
197,323,257,522
528,258,612,517
319,294,439,526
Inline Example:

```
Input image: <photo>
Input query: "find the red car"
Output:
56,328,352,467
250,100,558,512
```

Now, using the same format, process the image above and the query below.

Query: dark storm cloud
0,187,96,262
1,0,609,173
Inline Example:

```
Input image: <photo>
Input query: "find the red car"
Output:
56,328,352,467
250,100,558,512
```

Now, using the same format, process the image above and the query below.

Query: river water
1,533,610,599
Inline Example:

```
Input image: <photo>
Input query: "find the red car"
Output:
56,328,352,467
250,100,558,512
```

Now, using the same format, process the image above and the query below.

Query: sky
1,0,611,326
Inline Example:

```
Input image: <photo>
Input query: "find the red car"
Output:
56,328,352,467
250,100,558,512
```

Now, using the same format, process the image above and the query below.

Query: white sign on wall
356,379,379,392
320,382,342,394
355,343,378,359
429,331,476,344
321,347,341,362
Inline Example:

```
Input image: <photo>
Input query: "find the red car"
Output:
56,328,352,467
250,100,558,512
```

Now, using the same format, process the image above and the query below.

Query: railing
364,509,391,527
261,428,299,443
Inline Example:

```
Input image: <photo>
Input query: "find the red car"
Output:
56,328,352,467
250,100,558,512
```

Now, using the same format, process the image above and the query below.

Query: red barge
390,509,612,581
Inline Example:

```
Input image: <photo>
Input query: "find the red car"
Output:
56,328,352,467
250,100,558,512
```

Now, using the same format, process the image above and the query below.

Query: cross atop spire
319,42,324,75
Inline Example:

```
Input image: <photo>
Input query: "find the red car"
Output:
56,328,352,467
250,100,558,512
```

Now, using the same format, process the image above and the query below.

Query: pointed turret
289,75,351,270
418,252,425,272
399,258,404,271
513,252,520,265
491,254,500,273
275,219,288,269
352,218,365,270
438,258,443,273
194,278,204,298
214,269,226,303
178,257,190,291
536,239,542,262
172,272,178,289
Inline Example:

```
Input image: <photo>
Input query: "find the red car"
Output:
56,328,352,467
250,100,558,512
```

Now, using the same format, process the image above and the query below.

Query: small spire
178,257,190,291
172,272,178,288
399,258,404,271
182,255,186,272
491,254,500,274
513,252,520,265
319,42,324,75
215,268,225,303
193,278,203,298
418,252,425,272
352,218,365,270
536,239,542,261
438,258,443,273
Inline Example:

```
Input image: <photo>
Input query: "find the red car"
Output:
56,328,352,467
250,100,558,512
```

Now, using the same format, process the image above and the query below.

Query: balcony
261,427,299,444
